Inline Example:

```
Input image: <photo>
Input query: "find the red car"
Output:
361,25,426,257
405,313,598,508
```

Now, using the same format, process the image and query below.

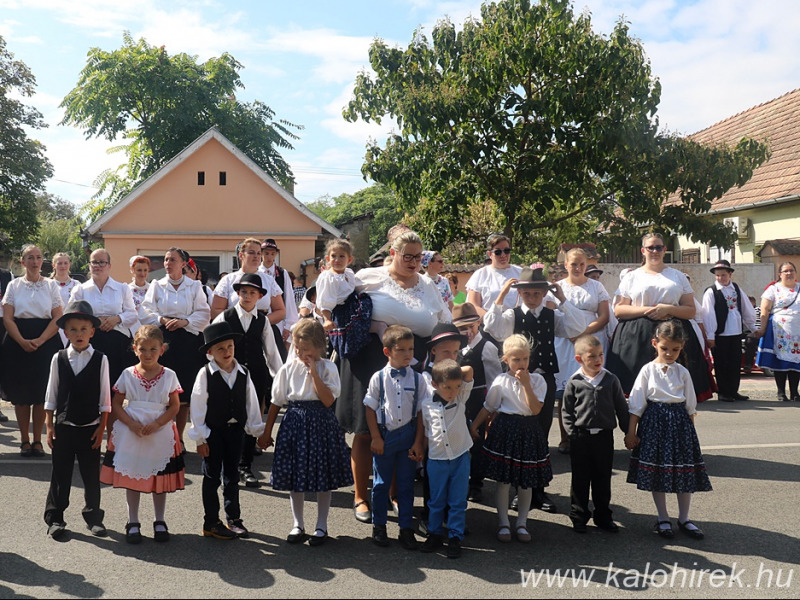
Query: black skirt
92,328,136,388
160,326,204,405
0,318,62,405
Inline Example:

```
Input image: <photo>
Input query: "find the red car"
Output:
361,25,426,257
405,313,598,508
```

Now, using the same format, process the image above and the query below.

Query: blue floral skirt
271,401,354,492
482,413,553,489
627,401,712,493
756,315,800,372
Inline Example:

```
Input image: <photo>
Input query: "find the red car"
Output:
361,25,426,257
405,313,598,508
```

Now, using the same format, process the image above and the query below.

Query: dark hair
432,359,462,385
382,324,414,350
653,319,688,366
166,247,189,263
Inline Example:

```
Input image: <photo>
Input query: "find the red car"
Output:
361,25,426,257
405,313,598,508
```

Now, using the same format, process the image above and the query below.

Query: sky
2,0,800,211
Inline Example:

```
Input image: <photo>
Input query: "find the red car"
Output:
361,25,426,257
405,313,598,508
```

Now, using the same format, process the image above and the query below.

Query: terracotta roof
688,88,800,212
757,238,800,257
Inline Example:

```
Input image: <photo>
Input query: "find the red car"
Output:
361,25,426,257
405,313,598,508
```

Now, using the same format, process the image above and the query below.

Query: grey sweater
562,370,630,437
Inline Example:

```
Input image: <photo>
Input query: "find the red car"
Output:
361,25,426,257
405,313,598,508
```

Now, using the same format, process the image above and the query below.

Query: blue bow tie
390,367,407,378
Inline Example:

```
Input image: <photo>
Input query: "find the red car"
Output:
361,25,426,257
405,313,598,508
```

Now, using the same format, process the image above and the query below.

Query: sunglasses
643,245,665,253
491,248,512,256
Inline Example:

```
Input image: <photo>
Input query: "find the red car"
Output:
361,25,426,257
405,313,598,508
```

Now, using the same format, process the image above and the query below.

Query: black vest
204,365,249,430
223,307,270,400
55,349,104,426
0,269,11,297
706,283,743,336
271,265,286,294
513,306,559,374
461,335,494,390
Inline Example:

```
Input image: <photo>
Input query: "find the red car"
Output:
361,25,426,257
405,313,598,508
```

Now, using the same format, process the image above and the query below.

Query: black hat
426,323,467,349
710,259,734,273
233,272,266,296
57,300,102,329
199,321,242,354
261,238,279,251
511,267,551,289
584,264,604,276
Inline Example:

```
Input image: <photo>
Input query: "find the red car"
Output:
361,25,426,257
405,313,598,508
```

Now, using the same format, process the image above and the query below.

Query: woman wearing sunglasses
606,233,711,399
466,234,522,317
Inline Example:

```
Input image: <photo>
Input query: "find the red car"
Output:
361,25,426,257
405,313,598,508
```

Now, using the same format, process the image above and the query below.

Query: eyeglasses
89,260,109,267
401,253,423,263
492,248,512,256
643,245,665,253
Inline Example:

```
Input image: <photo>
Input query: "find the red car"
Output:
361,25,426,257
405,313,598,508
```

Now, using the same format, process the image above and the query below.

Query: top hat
584,264,604,277
511,267,552,289
426,323,468,349
233,272,267,296
57,300,102,329
199,321,242,354
710,259,734,273
451,302,481,325
261,238,279,251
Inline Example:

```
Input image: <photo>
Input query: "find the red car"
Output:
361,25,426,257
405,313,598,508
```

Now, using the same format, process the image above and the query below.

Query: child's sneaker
226,519,249,538
203,521,236,540
398,527,419,551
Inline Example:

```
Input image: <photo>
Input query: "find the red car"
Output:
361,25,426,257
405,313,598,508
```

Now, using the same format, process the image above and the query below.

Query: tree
33,193,88,273
344,0,768,259
61,32,301,221
0,35,53,249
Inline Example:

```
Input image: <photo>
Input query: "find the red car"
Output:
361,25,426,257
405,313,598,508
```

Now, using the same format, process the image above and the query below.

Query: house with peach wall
86,127,342,285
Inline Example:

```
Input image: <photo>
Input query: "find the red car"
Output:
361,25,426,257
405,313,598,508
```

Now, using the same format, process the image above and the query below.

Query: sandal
515,525,532,543
31,441,46,458
496,525,512,543
20,442,32,457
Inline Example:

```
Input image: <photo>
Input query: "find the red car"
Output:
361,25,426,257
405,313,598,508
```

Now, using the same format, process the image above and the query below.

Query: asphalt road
0,373,798,599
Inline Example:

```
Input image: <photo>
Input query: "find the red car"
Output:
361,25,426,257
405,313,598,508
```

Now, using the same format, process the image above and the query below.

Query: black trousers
569,429,614,525
202,424,245,527
711,334,743,397
536,373,556,439
44,424,104,527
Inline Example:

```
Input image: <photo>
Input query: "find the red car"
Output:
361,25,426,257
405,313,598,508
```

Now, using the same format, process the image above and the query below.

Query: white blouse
213,269,282,314
1,277,62,319
483,372,547,416
618,267,693,307
71,277,138,337
140,277,210,335
628,361,697,417
355,267,449,337
270,356,341,407
54,278,80,307
465,265,522,312
315,268,356,312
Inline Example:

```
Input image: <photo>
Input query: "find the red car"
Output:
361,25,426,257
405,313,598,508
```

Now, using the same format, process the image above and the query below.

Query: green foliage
344,0,768,260
33,193,88,273
61,32,301,221
0,35,53,250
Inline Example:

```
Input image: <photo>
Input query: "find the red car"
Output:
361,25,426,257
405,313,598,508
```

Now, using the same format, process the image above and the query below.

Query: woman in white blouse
50,252,81,348
1,245,64,457
336,230,449,523
71,248,138,386
141,247,210,443
465,234,522,317
605,233,711,399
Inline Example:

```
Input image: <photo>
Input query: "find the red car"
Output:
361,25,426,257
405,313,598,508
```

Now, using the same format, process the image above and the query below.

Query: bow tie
390,367,407,378
434,394,449,405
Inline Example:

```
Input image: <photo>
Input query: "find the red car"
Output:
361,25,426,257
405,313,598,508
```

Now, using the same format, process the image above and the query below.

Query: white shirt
54,278,80,307
628,361,697,418
465,265,522,312
140,277,210,335
70,277,138,337
211,305,284,377
258,264,299,334
617,267,693,307
315,268,356,312
363,365,431,432
702,281,757,338
482,300,584,342
421,383,474,461
215,269,282,314
44,345,112,426
188,359,265,444
462,332,503,389
484,372,547,416
271,356,341,407
1,277,62,319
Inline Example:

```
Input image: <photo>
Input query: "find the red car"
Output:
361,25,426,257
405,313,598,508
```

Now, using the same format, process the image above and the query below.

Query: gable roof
87,127,342,237
757,238,800,257
689,88,800,214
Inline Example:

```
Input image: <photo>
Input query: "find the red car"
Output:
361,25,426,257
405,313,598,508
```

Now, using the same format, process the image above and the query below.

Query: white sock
496,482,511,528
652,492,670,527
153,493,167,531
516,488,533,529
315,492,331,534
677,493,698,529
126,490,141,532
290,491,305,531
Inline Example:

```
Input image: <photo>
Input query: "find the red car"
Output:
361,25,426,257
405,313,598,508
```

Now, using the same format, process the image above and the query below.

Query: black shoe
398,527,419,551
792,395,800,403
372,524,390,547
717,394,735,402
468,487,482,503
226,519,248,539
572,521,588,534
778,392,790,402
308,528,328,546
509,495,519,511
0,409,8,422
594,520,620,533
203,521,236,540
420,533,444,553
653,520,674,539
733,393,750,401
286,527,306,544
47,522,66,539
88,523,108,537
153,520,170,542
678,520,704,540
125,522,143,544
447,537,462,558
239,468,260,488
533,491,558,514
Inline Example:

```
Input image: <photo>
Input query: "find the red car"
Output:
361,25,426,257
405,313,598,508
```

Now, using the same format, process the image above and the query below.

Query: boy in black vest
211,273,283,488
701,260,757,402
483,267,583,513
189,322,266,539
43,300,111,539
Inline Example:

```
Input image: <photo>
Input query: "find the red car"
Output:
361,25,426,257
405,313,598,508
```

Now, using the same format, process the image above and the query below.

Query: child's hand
129,421,145,437
46,427,56,450
370,436,384,456
141,421,161,436
498,278,517,301
469,424,480,442
256,433,274,450
196,443,210,458
549,281,567,303
624,433,640,450
323,319,335,332
408,443,424,462
514,368,531,386
90,424,105,449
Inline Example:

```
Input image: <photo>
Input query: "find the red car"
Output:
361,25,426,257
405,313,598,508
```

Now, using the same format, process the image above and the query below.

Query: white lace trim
382,276,426,311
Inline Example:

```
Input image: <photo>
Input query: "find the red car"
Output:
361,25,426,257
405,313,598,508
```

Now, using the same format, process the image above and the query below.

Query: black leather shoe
717,395,735,402
446,537,462,558
533,490,558,514
398,527,419,550
239,468,260,488
778,392,790,402
308,528,328,546
572,521,588,534
372,524,390,547
420,533,444,553
678,520,705,540
125,522,143,544
0,409,8,422
47,522,66,539
653,520,674,539
594,520,620,533
468,487,482,503
153,520,170,542
733,393,750,401
286,527,306,544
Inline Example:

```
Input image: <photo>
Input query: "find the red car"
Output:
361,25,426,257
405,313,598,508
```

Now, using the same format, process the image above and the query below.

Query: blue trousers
427,452,470,539
372,422,416,528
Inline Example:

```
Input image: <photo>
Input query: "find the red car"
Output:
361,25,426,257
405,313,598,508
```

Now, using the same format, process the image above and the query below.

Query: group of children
43,241,712,555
